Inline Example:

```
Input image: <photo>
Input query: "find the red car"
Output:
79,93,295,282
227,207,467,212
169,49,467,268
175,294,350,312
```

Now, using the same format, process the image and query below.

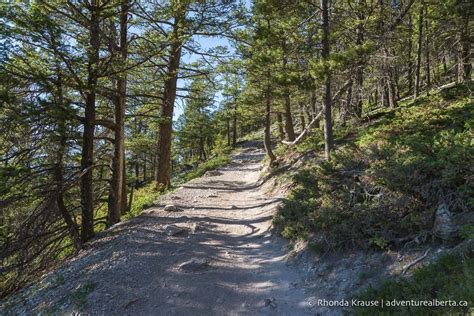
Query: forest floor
1,142,433,315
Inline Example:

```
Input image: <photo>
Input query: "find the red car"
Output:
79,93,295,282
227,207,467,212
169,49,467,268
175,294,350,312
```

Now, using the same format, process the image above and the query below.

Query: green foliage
460,226,474,240
182,154,231,182
354,254,474,315
125,182,162,220
274,86,473,251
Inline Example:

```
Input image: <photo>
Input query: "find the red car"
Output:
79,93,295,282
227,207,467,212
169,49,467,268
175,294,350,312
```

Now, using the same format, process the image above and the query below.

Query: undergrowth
124,182,162,219
274,83,473,251
181,154,231,182
354,253,474,315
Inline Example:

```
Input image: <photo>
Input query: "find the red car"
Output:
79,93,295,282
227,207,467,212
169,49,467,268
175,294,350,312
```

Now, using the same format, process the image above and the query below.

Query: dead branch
402,248,430,275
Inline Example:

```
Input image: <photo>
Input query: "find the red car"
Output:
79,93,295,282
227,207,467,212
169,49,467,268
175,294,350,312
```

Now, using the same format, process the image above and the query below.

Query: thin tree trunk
424,6,431,93
458,16,472,83
80,0,100,242
53,64,82,251
310,90,320,128
340,80,352,125
232,101,237,146
199,136,206,160
385,51,398,109
354,0,365,118
121,158,127,214
321,0,333,161
277,112,285,140
407,14,414,94
283,89,296,141
299,102,306,130
135,154,140,188
264,93,276,164
156,8,184,189
226,117,231,146
414,3,423,97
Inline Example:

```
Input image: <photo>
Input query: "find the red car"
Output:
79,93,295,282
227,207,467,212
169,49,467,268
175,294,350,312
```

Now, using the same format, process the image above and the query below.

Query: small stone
177,258,210,272
164,225,185,236
264,297,277,308
191,223,203,233
171,196,181,200
164,204,181,212
205,170,223,177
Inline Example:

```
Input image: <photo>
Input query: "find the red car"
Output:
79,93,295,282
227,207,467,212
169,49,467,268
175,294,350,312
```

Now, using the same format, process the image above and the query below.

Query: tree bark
155,8,184,189
424,6,431,93
354,0,365,118
53,64,82,251
340,80,352,125
321,0,333,161
232,101,237,146
414,4,423,97
264,93,276,164
299,102,306,130
407,14,414,94
310,90,320,128
283,89,296,141
107,0,129,226
277,112,285,140
458,16,472,83
80,0,100,242
226,117,231,146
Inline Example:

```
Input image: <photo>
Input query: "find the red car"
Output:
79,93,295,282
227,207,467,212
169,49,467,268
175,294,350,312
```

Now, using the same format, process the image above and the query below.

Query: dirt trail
2,144,317,315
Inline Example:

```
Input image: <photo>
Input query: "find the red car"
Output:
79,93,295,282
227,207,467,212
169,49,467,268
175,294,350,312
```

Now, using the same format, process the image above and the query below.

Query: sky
173,0,252,120
174,35,232,119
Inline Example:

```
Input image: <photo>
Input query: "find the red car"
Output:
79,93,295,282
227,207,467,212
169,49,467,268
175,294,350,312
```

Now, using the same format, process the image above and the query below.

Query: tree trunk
321,0,333,161
340,80,352,125
107,0,128,226
155,9,184,189
232,101,237,147
121,158,128,214
310,90,320,128
458,16,472,83
385,50,398,109
407,14,414,95
283,89,296,141
299,102,306,130
53,65,82,251
80,0,100,242
226,117,231,146
354,0,364,118
277,112,285,140
199,136,206,160
264,94,276,164
414,4,423,97
424,7,431,93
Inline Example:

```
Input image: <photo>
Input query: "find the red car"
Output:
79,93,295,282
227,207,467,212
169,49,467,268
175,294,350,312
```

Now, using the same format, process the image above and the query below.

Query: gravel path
2,144,316,315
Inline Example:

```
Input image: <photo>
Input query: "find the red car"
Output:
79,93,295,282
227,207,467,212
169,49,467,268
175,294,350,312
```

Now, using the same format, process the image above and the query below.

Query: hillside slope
273,84,474,314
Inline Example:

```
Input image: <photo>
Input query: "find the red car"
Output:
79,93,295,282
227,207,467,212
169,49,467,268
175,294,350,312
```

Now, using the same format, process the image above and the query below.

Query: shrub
354,254,474,315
